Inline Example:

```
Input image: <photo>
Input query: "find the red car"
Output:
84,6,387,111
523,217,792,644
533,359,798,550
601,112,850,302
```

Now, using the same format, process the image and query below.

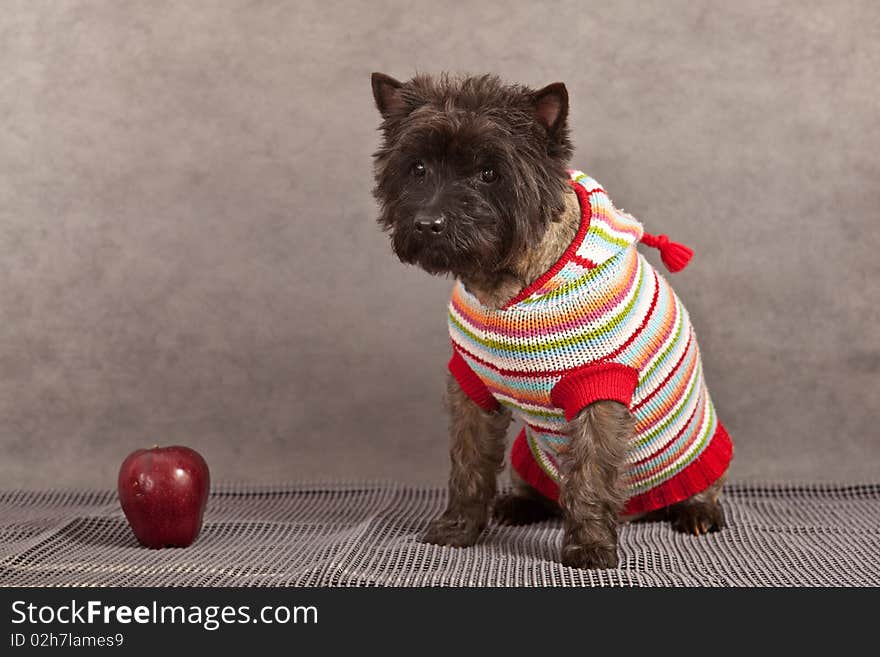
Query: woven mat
1,482,878,587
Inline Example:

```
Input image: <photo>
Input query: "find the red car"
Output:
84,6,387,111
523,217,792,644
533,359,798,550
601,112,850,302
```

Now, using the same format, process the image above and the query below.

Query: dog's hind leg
664,476,727,535
493,469,561,526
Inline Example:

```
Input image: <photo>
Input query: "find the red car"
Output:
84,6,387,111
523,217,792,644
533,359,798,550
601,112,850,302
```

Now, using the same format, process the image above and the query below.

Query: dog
370,72,733,569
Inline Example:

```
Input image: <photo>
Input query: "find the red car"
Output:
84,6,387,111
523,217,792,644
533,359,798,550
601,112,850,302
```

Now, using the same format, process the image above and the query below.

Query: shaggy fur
557,400,634,568
371,72,726,569
421,374,511,547
372,72,572,291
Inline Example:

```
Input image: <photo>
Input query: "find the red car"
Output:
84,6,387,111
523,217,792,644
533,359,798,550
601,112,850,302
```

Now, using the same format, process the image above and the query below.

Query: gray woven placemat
1,482,877,586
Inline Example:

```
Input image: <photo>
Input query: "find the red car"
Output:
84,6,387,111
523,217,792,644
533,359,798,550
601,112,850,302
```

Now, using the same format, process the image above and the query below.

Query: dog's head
371,73,573,279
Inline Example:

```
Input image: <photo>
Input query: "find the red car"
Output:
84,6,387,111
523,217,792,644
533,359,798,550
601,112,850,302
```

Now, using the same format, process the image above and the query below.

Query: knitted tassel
640,231,693,272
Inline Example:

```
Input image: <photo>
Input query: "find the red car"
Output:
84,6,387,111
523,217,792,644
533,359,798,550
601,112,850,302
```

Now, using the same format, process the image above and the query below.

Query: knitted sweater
447,171,733,515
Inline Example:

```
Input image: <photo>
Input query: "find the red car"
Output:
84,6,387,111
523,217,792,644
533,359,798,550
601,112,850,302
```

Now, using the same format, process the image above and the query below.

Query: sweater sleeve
448,350,500,413
550,362,639,421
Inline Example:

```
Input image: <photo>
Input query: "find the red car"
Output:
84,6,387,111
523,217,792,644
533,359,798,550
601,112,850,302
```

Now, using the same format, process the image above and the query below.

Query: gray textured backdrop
1,1,878,490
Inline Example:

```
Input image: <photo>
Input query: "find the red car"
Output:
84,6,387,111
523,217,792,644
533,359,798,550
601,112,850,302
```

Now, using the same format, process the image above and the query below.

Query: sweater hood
499,170,645,309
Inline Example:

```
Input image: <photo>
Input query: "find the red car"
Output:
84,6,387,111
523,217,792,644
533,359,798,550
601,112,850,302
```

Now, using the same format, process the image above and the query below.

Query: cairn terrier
371,72,733,569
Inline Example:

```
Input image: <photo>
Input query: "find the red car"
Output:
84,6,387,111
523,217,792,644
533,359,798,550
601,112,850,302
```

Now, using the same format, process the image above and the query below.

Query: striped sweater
447,170,732,515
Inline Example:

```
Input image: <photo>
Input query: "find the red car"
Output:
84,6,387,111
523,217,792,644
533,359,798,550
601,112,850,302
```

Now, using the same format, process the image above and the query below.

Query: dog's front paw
421,515,484,548
561,540,619,570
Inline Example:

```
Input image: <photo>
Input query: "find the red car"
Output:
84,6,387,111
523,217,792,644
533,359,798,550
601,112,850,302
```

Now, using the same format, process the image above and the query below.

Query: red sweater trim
510,428,561,501
510,422,734,515
550,362,640,421
448,349,500,412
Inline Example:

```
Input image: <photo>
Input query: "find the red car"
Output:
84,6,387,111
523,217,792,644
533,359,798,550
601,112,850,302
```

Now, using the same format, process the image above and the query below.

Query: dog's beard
391,231,476,277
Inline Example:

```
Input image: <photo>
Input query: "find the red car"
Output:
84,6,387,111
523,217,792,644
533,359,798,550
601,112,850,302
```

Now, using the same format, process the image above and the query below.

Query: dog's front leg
558,400,634,569
421,373,511,547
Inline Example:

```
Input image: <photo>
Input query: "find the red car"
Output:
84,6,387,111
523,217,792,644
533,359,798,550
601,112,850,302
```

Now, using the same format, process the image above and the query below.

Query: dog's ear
531,82,569,134
372,72,406,117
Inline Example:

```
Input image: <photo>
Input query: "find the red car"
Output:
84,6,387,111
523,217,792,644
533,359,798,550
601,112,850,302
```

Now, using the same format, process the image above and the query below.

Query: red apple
118,445,210,549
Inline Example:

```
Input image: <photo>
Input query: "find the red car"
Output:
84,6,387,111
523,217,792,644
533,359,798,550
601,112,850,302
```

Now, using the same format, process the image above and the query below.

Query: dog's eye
480,167,497,183
411,161,426,178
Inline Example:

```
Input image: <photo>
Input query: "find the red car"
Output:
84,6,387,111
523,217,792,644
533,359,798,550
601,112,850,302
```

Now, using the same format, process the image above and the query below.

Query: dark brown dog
370,72,726,569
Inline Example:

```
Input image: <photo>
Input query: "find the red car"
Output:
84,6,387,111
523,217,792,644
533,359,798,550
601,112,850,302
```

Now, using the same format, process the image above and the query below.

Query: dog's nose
414,214,446,235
